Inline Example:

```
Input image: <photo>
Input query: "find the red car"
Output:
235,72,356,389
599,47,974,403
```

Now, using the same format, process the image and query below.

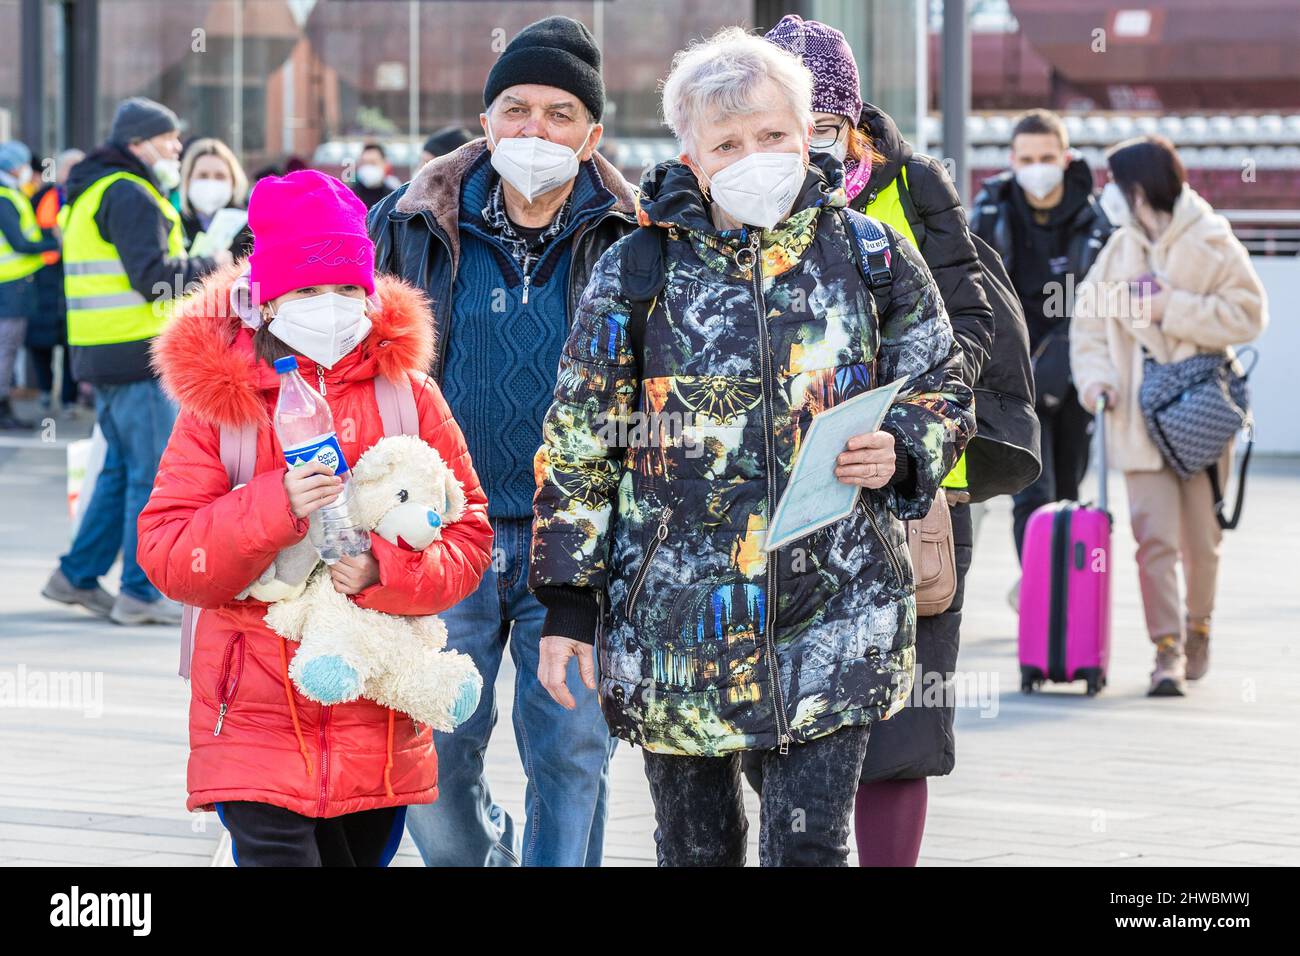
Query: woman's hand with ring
836,430,896,490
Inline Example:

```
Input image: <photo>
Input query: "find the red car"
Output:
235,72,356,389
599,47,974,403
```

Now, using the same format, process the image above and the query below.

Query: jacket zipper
744,234,792,755
317,704,331,815
213,632,246,736
625,506,672,618
858,493,907,586
316,365,327,397
522,273,531,304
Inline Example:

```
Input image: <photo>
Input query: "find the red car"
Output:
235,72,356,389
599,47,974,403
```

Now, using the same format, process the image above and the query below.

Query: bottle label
283,432,350,475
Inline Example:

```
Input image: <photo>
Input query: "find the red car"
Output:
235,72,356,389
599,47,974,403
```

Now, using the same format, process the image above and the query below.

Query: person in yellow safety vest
26,148,85,412
40,97,230,628
760,15,1039,871
0,140,61,429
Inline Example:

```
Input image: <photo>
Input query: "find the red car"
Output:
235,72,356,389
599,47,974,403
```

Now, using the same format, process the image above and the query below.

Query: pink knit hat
246,170,375,306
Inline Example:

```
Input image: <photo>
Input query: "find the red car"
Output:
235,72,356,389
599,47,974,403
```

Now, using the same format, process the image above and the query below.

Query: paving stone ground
2,403,1297,867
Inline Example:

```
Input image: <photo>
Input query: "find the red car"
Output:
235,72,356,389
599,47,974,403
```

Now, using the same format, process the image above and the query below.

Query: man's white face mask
356,163,385,190
700,150,807,231
1014,162,1064,201
485,116,591,202
268,292,372,369
144,142,181,193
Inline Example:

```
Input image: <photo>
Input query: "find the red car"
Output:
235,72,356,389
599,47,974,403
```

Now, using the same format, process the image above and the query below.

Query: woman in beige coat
1071,135,1267,696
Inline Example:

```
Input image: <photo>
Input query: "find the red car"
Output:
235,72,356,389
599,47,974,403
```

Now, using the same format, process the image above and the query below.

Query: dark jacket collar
859,102,913,196
66,143,157,206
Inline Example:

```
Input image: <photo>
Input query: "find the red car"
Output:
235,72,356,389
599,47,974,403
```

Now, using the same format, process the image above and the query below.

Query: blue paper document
764,377,906,552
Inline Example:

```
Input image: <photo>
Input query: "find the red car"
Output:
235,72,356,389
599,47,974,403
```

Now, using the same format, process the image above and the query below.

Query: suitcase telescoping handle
1095,394,1109,515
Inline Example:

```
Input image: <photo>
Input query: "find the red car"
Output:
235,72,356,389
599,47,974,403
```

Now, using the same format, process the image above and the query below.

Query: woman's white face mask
267,292,372,369
187,178,234,216
699,150,807,230
486,116,591,203
1099,182,1132,229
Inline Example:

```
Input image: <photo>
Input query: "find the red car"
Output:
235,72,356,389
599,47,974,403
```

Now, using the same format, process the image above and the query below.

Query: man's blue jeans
405,517,615,867
60,378,177,603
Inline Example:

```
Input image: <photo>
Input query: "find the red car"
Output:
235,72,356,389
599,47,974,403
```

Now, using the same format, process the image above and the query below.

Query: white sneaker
1007,577,1021,613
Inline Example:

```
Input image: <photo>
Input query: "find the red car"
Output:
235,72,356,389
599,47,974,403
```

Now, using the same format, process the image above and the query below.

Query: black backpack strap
1208,425,1253,531
841,207,895,316
619,225,667,357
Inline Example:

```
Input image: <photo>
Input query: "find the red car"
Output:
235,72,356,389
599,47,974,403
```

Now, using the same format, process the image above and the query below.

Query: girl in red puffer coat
137,170,492,866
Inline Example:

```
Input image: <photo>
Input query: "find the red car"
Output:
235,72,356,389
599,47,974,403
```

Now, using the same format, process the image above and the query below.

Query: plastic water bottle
272,356,370,564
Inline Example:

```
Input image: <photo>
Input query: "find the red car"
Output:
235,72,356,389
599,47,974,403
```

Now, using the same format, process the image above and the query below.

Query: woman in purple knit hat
757,14,1038,868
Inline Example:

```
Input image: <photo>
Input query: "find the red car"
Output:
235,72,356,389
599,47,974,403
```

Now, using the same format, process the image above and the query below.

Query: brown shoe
1185,618,1211,681
1148,634,1187,697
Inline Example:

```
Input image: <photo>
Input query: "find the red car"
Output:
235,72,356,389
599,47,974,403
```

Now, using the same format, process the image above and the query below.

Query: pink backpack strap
373,374,420,437
180,422,258,679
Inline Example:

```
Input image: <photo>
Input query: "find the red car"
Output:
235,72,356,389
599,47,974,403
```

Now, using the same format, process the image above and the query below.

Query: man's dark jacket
852,103,1040,503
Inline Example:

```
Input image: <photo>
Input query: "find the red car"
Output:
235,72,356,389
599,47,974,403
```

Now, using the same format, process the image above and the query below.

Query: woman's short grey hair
661,26,814,156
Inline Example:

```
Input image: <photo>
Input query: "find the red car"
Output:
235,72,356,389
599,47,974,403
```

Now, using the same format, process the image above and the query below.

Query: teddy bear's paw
449,674,483,728
297,655,363,705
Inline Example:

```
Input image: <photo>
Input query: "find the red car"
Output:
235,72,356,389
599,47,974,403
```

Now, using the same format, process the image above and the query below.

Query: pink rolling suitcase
1017,401,1112,696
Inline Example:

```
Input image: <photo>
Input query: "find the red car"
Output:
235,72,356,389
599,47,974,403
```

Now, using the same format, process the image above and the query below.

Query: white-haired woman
529,27,974,866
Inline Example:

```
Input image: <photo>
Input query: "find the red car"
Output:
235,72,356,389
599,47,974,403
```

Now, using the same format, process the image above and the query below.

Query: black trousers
1012,387,1092,559
642,725,871,867
216,801,406,867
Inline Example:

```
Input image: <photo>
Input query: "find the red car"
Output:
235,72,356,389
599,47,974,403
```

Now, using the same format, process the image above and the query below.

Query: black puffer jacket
852,104,1040,502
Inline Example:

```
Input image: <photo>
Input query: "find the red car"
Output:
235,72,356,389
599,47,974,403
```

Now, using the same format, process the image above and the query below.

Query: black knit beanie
483,16,605,121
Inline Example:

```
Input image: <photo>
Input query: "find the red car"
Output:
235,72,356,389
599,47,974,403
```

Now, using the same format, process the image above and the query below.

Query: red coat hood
151,263,435,429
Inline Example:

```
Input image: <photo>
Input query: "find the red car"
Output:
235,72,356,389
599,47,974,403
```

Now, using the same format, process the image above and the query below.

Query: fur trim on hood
151,262,435,429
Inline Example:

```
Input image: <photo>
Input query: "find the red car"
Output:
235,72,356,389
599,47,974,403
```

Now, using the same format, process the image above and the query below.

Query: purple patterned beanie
764,14,862,123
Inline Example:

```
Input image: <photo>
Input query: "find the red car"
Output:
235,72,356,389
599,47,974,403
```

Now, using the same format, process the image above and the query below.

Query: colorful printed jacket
529,156,974,756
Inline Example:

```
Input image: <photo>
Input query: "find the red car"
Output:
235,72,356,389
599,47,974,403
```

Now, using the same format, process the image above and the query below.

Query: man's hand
836,430,897,489
538,636,596,710
329,551,381,595
284,461,342,519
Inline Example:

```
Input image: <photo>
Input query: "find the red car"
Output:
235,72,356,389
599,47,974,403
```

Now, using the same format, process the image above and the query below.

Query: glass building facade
2,0,925,180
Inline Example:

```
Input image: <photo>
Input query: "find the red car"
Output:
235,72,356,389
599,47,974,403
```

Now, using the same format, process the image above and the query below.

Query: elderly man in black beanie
369,15,635,868
41,96,227,628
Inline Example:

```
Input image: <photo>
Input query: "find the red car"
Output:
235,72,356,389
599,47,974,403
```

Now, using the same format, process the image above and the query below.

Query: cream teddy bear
261,435,481,732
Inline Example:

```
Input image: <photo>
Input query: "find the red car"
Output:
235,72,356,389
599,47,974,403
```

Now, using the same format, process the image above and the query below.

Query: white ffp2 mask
1014,162,1065,201
486,117,589,202
1099,182,1132,229
268,292,372,370
701,151,807,230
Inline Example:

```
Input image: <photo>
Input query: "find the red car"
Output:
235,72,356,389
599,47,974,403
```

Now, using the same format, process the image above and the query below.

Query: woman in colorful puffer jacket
528,29,974,867
137,170,492,866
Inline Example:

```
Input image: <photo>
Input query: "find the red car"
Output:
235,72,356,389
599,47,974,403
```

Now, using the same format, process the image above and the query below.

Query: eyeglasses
809,119,849,151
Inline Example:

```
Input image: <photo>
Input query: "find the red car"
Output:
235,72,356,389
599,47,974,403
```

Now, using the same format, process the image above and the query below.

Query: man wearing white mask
970,109,1112,576
367,14,636,868
42,97,229,627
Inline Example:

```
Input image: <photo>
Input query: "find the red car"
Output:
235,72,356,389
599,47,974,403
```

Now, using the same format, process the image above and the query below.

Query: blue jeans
405,517,616,867
60,378,177,603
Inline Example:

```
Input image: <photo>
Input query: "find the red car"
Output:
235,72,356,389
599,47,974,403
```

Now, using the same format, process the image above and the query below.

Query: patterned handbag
1138,346,1257,528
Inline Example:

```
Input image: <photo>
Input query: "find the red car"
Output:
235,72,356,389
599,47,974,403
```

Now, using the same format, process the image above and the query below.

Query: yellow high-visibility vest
63,171,185,346
0,185,46,283
862,167,968,490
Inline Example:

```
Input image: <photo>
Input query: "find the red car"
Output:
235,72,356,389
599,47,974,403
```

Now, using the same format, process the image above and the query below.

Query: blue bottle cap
273,356,299,374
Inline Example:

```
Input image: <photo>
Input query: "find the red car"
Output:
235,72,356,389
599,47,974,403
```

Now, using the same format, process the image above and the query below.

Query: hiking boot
41,567,115,617
110,593,184,626
1148,634,1187,697
0,397,33,430
1185,617,1212,681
